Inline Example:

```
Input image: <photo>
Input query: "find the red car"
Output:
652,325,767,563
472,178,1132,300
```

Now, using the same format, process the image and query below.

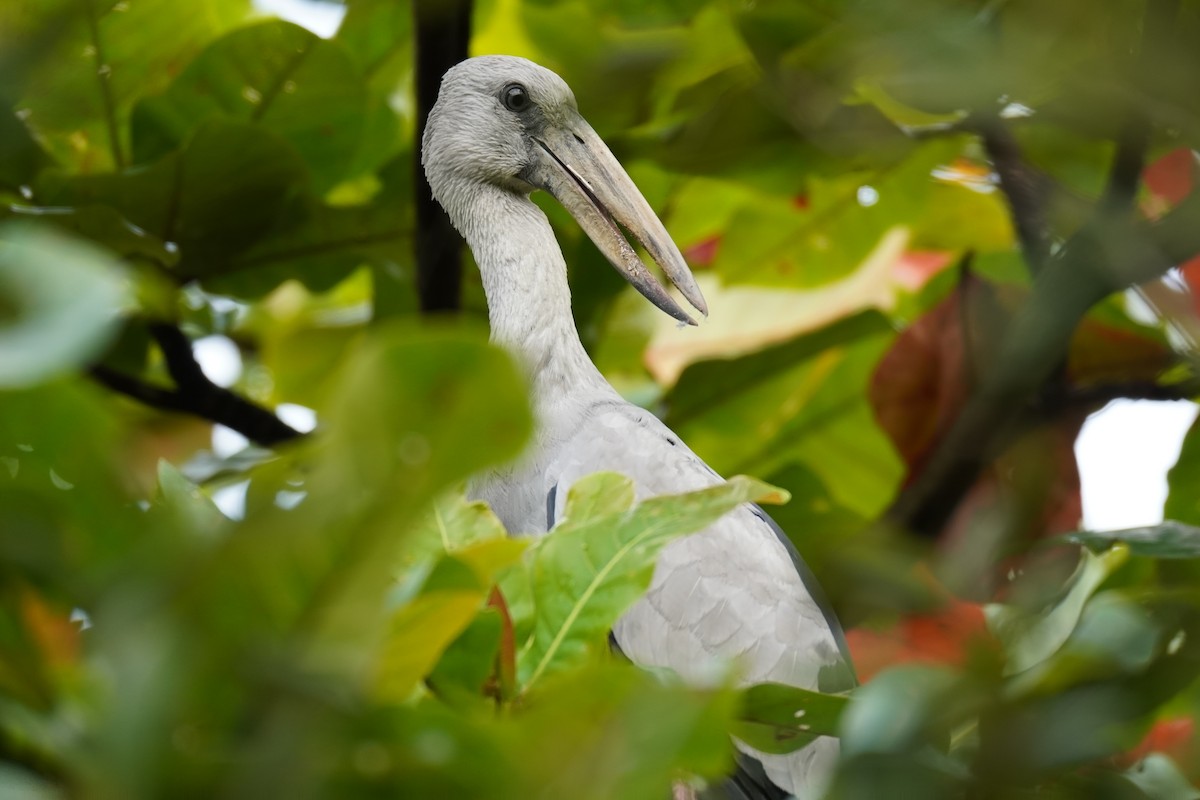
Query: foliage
2,0,1200,798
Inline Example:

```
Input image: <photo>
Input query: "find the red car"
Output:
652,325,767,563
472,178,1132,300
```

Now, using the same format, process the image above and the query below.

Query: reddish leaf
1069,318,1175,386
683,235,721,267
1115,716,1196,770
846,569,995,682
1144,148,1196,207
869,275,1006,472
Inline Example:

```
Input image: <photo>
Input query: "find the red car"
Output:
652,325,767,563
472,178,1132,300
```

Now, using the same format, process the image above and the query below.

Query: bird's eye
502,83,530,112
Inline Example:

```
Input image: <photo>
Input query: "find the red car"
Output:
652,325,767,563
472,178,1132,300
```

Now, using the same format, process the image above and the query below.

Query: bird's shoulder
546,399,721,503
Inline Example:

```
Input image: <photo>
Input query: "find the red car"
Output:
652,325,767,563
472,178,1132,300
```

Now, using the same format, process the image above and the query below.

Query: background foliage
3,0,1200,797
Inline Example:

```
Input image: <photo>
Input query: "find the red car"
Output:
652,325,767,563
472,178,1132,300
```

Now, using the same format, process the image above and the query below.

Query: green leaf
403,491,511,568
517,472,789,690
153,459,228,540
131,20,369,191
986,546,1131,675
199,154,412,298
38,120,310,275
375,541,525,702
838,665,960,758
505,662,738,798
732,682,849,755
1166,416,1200,526
15,0,250,172
666,310,893,426
1063,521,1200,559
666,316,901,517
0,222,128,387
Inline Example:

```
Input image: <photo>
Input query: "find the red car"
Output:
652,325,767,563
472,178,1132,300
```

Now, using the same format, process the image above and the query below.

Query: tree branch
973,117,1053,274
412,0,471,314
887,190,1200,538
90,324,302,447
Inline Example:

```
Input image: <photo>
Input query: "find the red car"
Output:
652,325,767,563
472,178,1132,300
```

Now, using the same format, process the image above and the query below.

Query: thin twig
90,324,302,446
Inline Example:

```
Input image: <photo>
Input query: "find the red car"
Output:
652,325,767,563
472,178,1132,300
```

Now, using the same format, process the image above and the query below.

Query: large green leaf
986,546,1131,676
0,222,128,387
666,316,902,518
14,0,250,173
131,20,369,191
516,471,789,689
37,120,310,276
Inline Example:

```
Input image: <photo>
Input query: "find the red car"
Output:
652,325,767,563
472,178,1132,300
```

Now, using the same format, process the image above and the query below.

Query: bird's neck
455,185,612,402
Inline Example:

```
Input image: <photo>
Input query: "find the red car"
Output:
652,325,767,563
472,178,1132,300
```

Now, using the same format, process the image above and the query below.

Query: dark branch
90,324,302,447
887,190,1200,538
973,117,1053,274
412,0,472,314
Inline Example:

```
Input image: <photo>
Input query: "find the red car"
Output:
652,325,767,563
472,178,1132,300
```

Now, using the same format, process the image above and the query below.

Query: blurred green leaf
838,664,960,758
132,20,369,191
1065,522,1200,560
38,120,310,276
0,222,128,387
517,472,788,689
988,546,1130,675
15,0,250,172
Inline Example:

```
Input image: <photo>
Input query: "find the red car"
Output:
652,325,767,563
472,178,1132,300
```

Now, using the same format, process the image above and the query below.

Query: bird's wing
544,402,851,797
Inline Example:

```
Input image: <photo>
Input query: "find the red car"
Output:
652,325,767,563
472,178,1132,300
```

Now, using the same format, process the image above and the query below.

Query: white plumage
423,55,853,798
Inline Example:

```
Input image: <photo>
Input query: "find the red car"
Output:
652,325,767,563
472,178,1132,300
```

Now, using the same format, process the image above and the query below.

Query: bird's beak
522,114,707,325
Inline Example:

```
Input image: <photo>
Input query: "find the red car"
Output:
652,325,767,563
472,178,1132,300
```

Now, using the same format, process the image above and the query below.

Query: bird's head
422,55,707,324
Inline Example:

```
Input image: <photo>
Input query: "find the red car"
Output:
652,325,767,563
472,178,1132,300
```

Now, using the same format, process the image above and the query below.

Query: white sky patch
212,479,251,521
1076,399,1198,530
277,402,318,433
254,0,346,37
212,424,251,458
856,185,879,207
193,336,243,388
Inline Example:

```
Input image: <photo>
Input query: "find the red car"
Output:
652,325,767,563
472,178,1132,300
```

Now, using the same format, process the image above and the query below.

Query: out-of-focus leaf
131,21,368,191
1008,592,1165,698
375,539,525,701
201,155,412,299
517,472,788,689
1065,522,1200,559
504,662,737,800
0,764,61,800
402,492,510,568
38,120,310,276
180,327,532,674
0,222,128,387
666,314,900,518
426,608,504,704
838,664,960,757
667,310,893,424
15,0,250,172
732,682,848,755
153,459,228,539
0,112,54,191
987,546,1131,675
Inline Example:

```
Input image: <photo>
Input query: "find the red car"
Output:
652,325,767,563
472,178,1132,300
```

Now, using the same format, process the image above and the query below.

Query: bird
422,55,855,799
